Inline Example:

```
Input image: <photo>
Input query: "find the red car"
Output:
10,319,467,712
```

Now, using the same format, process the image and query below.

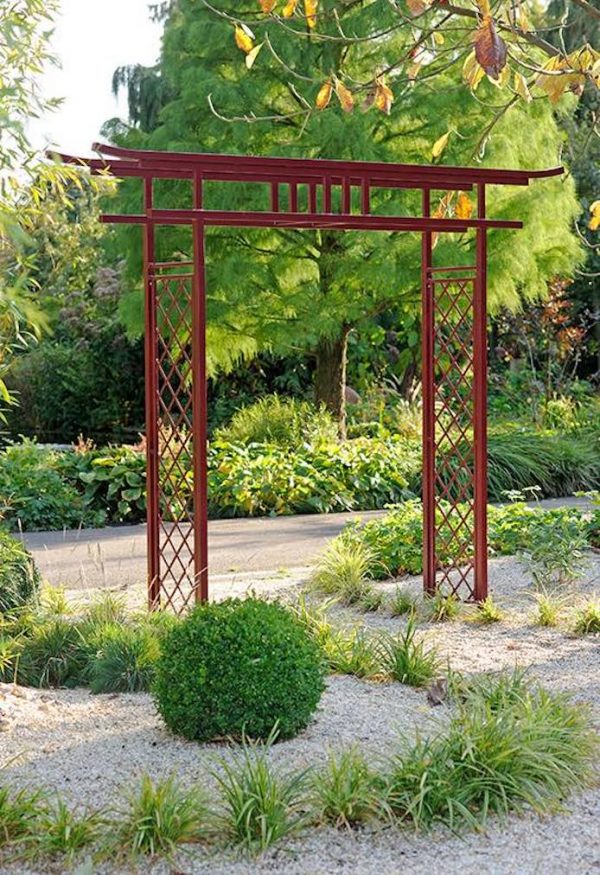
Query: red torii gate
58,143,561,612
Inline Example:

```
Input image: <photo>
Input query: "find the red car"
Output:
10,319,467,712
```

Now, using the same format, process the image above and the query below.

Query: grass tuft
472,595,504,624
33,799,105,860
423,591,460,623
530,588,567,628
378,618,440,687
311,747,383,830
88,625,160,694
323,627,382,679
213,732,308,854
573,599,600,635
106,774,209,859
387,586,417,617
0,785,45,849
308,539,375,605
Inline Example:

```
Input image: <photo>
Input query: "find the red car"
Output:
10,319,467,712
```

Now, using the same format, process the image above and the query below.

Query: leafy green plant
515,510,588,587
33,799,105,861
213,732,308,854
310,747,383,830
0,529,40,614
472,596,504,625
530,589,567,628
0,785,45,848
88,625,160,694
15,619,87,688
378,619,440,687
423,590,460,623
215,394,337,447
323,627,382,679
106,774,208,859
384,675,597,830
387,586,417,617
153,598,325,742
573,599,600,635
308,539,375,605
61,444,147,523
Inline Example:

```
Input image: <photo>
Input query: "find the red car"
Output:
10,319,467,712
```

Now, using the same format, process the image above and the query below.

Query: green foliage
15,619,87,688
384,674,597,829
377,619,440,688
0,441,102,531
323,627,382,679
472,596,504,625
308,539,375,605
88,625,160,694
216,395,336,447
387,586,417,618
573,599,600,635
423,591,460,623
213,732,308,854
357,587,386,613
153,598,325,742
311,747,382,830
0,785,45,849
60,444,146,524
513,509,589,587
34,800,105,860
530,589,567,628
0,529,40,613
107,774,208,859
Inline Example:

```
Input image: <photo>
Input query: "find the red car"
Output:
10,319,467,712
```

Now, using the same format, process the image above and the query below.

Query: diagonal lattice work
151,268,199,612
431,271,477,600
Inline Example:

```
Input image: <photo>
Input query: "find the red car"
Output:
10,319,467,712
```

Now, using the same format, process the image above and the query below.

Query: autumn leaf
234,24,255,54
534,55,583,104
283,0,299,16
246,43,263,70
514,72,532,103
476,0,491,14
473,16,508,79
259,0,277,11
589,200,600,232
455,191,473,220
304,0,318,28
462,50,485,91
374,78,394,114
334,78,354,113
315,80,333,110
432,130,451,160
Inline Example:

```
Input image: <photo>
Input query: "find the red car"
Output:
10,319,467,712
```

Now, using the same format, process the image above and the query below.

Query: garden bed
1,556,599,874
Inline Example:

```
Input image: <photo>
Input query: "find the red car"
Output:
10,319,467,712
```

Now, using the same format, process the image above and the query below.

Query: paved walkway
23,496,591,591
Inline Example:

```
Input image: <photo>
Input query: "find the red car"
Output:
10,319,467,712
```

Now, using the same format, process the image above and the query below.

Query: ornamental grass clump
88,625,160,694
310,747,383,830
153,598,325,742
33,799,105,861
384,673,597,831
323,627,382,679
213,732,308,854
308,538,375,605
422,590,460,623
0,531,40,614
573,598,600,635
378,618,440,687
15,619,87,688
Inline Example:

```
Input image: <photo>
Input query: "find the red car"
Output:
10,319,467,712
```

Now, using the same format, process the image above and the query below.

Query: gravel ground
1,556,599,875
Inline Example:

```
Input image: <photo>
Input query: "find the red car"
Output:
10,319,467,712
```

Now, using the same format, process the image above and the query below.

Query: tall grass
378,618,440,687
311,748,383,829
308,539,375,604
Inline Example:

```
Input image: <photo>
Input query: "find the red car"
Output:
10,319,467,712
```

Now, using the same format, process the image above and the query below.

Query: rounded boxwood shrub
153,598,326,742
0,530,40,613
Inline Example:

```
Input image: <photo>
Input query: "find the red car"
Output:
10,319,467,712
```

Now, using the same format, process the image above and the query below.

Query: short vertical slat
324,177,332,213
289,182,298,213
473,184,488,601
361,178,370,215
421,188,436,597
309,182,317,213
271,182,279,212
342,177,351,214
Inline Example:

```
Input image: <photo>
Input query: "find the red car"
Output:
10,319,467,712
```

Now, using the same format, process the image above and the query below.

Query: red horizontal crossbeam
101,210,522,232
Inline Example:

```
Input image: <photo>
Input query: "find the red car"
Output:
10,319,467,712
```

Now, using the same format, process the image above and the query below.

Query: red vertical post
421,189,436,596
143,178,161,610
473,184,488,601
192,173,209,602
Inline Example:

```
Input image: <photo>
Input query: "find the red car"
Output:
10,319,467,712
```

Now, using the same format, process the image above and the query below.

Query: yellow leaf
536,55,572,104
315,80,333,110
259,0,277,11
514,71,532,102
245,42,263,70
407,61,422,81
283,0,299,16
234,24,254,54
434,32,445,46
455,191,473,220
374,79,394,115
304,0,318,28
463,50,485,91
335,78,354,113
432,130,451,160
589,200,600,231
476,0,491,14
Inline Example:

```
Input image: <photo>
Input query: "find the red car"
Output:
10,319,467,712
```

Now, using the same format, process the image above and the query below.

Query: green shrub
216,394,337,446
0,441,102,531
60,444,146,523
0,530,40,613
153,599,325,742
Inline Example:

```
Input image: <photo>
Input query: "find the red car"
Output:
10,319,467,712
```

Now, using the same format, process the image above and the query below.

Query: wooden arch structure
58,143,561,612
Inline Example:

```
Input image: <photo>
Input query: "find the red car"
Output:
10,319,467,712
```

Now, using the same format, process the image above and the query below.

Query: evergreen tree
106,0,581,432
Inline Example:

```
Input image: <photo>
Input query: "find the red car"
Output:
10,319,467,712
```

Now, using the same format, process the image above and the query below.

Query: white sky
30,0,162,156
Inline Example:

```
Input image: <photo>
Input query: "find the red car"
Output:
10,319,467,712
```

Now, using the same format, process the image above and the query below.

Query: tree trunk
315,328,349,439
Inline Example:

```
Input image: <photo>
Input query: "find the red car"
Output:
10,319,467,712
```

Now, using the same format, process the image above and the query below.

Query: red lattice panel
153,270,198,611
432,273,476,599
